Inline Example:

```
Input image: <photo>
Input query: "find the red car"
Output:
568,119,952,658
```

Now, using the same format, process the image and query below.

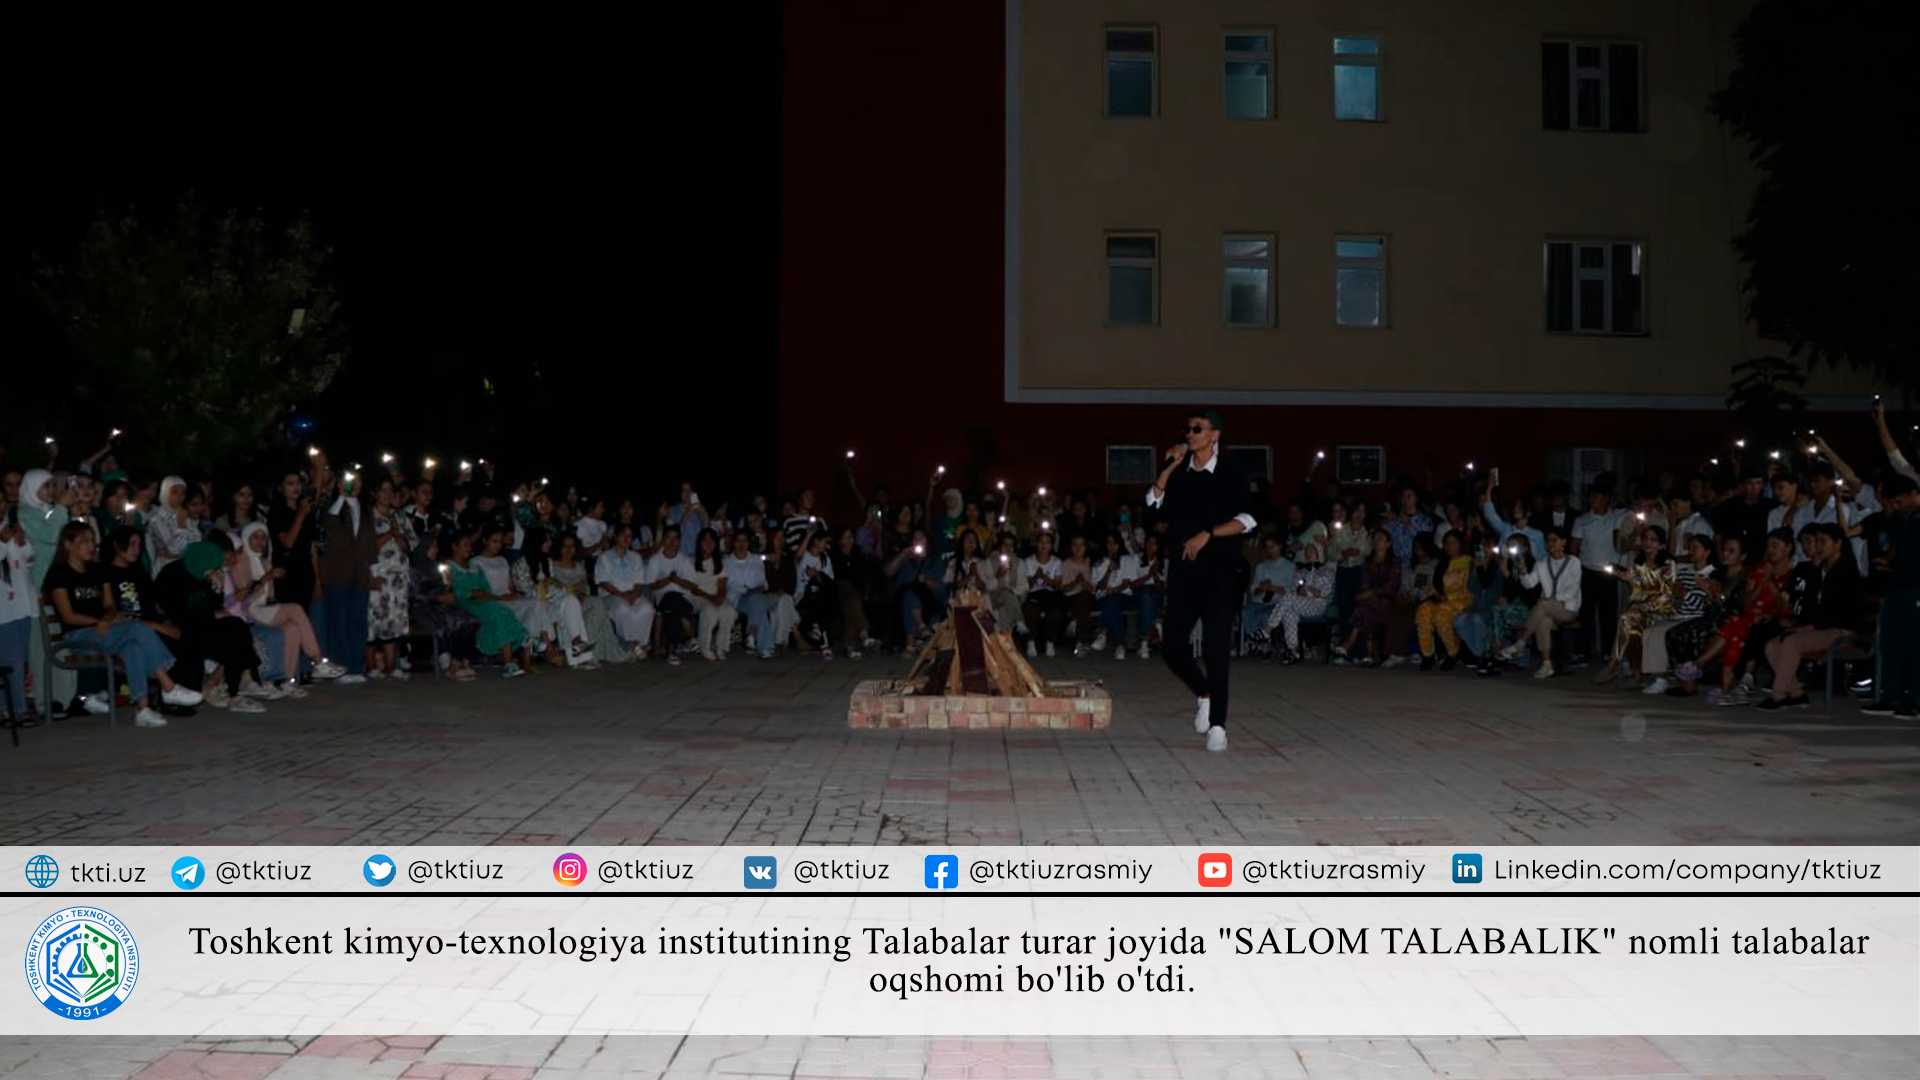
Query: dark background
4,19,782,501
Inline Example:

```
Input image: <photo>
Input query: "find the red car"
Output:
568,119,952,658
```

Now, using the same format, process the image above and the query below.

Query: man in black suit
1145,411,1256,751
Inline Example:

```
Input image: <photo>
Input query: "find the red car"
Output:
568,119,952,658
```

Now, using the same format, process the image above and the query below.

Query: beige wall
1009,0,1815,403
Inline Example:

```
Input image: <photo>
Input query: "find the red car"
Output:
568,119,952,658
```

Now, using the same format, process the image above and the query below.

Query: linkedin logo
1451,852,1483,885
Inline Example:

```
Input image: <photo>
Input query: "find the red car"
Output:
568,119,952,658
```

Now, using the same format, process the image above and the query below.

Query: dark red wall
775,1,1863,525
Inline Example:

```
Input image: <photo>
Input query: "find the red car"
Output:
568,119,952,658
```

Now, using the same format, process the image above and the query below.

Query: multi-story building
778,0,1866,514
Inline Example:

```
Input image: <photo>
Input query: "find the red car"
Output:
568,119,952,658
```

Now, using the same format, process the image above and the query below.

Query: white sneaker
1137,642,1150,660
631,645,650,661
249,680,287,700
366,670,387,681
311,659,346,679
502,663,526,679
1115,644,1126,660
1091,632,1108,651
757,649,774,660
161,684,204,707
1194,698,1211,733
668,654,682,666
80,693,111,716
1073,644,1086,658
1045,642,1057,658
389,668,411,681
1533,661,1556,680
848,649,863,660
1381,655,1407,669
336,673,368,685
134,707,168,728
205,685,231,708
1642,676,1671,696
436,652,453,674
229,696,267,714
1205,726,1227,752
1025,640,1038,659
279,681,310,699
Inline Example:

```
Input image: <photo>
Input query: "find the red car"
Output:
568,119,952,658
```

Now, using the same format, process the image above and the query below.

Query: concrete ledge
849,680,1110,730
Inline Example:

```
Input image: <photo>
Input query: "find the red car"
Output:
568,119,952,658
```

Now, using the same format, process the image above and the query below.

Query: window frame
1543,38,1646,132
1222,27,1275,120
1330,34,1384,122
1105,231,1161,327
1222,232,1275,328
1105,445,1158,486
1226,445,1273,482
1333,233,1390,329
1104,24,1159,119
1334,445,1387,486
1543,237,1649,337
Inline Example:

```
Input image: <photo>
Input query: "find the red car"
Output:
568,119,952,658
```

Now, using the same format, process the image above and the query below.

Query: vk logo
743,856,778,889
923,854,960,890
1451,852,1484,885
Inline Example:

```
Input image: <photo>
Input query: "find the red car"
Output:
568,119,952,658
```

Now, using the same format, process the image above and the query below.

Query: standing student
1145,410,1256,752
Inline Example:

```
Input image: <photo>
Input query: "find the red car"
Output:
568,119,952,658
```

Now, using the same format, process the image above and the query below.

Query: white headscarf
942,488,964,518
239,521,272,581
19,469,53,516
159,475,188,514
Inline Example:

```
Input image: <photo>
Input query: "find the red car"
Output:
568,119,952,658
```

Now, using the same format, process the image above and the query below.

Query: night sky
5,20,781,500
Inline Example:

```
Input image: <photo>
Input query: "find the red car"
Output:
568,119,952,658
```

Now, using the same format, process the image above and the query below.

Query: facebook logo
743,856,778,889
923,854,960,890
1451,852,1483,885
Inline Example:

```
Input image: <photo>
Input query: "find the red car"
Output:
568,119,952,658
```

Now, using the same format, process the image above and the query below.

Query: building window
1545,239,1646,335
1334,235,1387,328
1106,27,1157,118
1334,446,1386,485
1224,31,1273,119
1222,234,1274,328
1106,446,1156,486
1332,36,1381,120
1227,445,1272,482
1106,233,1158,326
1543,41,1642,132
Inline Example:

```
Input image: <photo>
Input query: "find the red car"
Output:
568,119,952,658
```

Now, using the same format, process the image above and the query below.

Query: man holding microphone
1146,411,1256,751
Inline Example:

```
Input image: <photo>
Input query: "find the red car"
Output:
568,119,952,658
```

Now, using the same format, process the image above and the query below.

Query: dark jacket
1785,555,1862,631
319,498,378,589
1154,453,1255,573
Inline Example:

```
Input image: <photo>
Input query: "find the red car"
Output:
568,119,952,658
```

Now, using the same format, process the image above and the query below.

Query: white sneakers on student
1091,632,1108,652
1205,727,1227,752
134,708,168,728
311,659,346,679
1193,698,1211,733
229,696,267,714
160,685,204,708
1025,640,1038,658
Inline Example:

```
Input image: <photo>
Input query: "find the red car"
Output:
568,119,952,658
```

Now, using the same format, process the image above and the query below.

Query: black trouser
171,617,259,694
798,584,835,646
1581,568,1620,658
657,593,696,649
1021,591,1068,646
1162,559,1239,729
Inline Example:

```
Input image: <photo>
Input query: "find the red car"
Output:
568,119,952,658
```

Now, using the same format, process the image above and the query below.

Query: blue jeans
1136,589,1161,644
0,617,29,718
320,585,369,674
734,591,773,653
66,621,174,702
1241,599,1277,637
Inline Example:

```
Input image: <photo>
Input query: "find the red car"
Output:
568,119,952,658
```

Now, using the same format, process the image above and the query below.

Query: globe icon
24,854,59,889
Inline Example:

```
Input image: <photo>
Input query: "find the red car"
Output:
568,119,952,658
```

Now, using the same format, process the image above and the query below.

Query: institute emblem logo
24,906,140,1020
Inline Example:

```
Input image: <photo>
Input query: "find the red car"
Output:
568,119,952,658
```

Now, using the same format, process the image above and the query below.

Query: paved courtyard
3,653,1916,847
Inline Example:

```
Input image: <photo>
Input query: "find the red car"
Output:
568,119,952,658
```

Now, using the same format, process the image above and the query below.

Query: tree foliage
1711,0,1919,398
31,197,348,469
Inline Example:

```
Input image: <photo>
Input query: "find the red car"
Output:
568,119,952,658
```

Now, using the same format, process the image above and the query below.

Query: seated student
685,527,738,662
1758,522,1864,710
1056,534,1098,657
1593,524,1677,686
551,532,624,665
1639,532,1718,695
721,530,774,659
1266,553,1336,665
1132,533,1167,658
152,538,271,711
1336,530,1400,665
1682,529,1793,705
1415,530,1473,670
1240,536,1294,654
830,527,879,657
1090,531,1149,659
1460,533,1529,676
595,523,656,658
42,521,203,728
647,526,700,666
980,532,1028,643
407,533,483,680
1383,535,1441,668
517,527,593,667
232,522,335,690
1504,526,1583,679
446,528,532,678
760,533,803,652
794,529,838,659
473,526,562,666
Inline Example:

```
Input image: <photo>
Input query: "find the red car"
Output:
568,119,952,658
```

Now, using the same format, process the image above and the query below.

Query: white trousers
608,595,656,647
697,600,739,656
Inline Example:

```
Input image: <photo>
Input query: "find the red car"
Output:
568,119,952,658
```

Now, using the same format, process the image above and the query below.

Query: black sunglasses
1187,425,1208,435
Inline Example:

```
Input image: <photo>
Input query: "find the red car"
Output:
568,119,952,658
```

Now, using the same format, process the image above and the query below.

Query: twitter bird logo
362,854,397,887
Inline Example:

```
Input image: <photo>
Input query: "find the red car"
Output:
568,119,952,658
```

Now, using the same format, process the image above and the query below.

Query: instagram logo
1197,852,1233,887
552,852,589,887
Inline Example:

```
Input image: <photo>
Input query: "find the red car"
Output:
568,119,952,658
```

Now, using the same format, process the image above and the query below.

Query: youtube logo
1197,852,1233,887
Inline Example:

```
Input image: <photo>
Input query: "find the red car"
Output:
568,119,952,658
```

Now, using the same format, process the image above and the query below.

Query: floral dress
367,511,414,642
1610,560,1679,662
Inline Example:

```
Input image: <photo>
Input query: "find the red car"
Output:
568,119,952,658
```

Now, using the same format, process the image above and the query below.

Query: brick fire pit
848,679,1112,730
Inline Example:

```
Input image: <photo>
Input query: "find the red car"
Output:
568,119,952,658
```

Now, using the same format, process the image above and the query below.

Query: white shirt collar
1188,450,1220,474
